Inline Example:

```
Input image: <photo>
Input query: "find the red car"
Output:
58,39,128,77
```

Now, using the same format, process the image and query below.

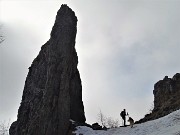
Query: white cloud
1,0,180,125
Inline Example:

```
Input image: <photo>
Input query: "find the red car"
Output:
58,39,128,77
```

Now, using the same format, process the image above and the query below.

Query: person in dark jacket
120,109,127,127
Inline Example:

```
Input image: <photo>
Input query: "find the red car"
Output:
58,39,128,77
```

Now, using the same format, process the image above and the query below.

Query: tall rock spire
9,4,86,135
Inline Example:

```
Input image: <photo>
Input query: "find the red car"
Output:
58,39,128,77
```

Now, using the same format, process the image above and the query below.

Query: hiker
120,109,127,127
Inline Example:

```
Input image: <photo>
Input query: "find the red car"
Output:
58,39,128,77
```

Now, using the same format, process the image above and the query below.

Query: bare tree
147,102,154,114
97,110,107,127
97,110,119,128
106,117,119,128
0,35,4,43
0,25,4,44
0,37,4,44
0,121,10,135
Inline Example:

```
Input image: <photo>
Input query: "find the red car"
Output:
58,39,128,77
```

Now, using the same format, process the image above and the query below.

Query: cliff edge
137,73,180,123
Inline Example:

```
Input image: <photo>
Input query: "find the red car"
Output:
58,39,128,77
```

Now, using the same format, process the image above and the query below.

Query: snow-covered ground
74,110,180,135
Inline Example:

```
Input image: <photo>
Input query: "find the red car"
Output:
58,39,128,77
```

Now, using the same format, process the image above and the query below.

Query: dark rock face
9,4,86,135
137,73,180,123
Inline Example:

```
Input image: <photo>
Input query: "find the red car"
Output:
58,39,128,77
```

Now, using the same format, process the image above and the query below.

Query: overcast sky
1,0,180,125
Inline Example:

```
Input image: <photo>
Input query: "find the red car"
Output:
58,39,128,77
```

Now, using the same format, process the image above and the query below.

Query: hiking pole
127,112,129,119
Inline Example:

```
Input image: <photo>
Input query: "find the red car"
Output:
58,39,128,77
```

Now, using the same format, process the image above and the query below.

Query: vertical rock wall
137,73,180,123
9,4,86,135
153,73,180,117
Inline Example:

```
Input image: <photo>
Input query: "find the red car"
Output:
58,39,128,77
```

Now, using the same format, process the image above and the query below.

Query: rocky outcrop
137,73,180,123
9,4,86,135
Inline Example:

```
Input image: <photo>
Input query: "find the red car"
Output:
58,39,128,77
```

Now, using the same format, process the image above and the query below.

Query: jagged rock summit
10,4,86,135
137,73,180,123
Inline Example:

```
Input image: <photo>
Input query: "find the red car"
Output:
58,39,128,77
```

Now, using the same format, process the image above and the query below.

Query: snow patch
74,109,180,135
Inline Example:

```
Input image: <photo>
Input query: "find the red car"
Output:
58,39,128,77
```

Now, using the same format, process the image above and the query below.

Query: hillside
74,109,180,135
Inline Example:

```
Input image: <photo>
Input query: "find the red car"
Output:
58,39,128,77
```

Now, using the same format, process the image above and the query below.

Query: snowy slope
74,110,180,135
